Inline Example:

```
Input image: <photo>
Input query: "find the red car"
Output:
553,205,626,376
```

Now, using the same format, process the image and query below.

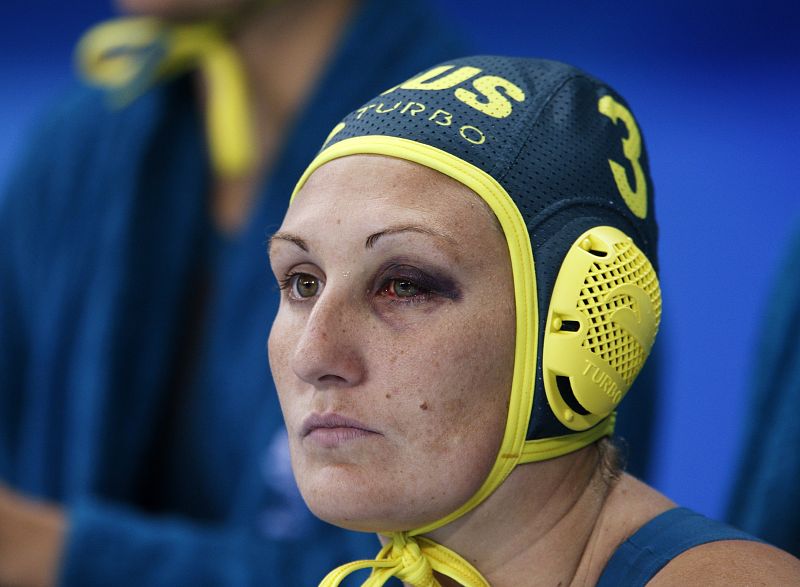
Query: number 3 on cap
598,95,647,219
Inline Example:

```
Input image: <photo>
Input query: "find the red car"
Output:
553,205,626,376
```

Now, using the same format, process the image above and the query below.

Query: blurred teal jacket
727,224,800,556
0,1,467,584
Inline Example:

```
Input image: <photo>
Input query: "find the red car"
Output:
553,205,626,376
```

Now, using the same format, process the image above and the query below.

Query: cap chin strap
320,532,489,587
76,16,255,177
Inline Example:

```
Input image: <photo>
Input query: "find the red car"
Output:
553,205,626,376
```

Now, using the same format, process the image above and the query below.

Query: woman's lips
301,413,380,448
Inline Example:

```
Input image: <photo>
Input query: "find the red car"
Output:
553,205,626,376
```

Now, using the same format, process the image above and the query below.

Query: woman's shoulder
596,475,800,585
649,539,800,586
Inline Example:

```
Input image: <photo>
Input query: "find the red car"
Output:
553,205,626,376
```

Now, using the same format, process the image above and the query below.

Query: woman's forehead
290,154,499,231
301,155,452,200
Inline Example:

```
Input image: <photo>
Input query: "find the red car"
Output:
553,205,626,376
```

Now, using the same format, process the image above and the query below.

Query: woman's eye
392,280,419,297
380,279,427,300
294,274,320,298
282,273,321,299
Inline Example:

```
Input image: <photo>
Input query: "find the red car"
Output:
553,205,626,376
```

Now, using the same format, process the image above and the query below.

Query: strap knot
389,534,437,587
319,531,490,587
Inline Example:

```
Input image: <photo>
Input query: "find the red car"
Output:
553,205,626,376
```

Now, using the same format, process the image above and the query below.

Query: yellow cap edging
291,135,613,536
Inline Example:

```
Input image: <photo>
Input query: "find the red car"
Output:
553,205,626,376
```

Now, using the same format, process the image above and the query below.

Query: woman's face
268,155,515,532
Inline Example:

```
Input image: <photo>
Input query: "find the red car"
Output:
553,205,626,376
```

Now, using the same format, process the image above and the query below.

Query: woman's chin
309,507,427,534
302,491,449,534
294,462,475,533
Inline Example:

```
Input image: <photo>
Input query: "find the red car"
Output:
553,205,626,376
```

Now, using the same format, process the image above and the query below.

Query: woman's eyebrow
365,225,456,249
268,232,308,253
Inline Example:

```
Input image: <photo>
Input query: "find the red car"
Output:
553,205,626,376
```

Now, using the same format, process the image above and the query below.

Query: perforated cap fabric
313,55,658,443
323,56,656,243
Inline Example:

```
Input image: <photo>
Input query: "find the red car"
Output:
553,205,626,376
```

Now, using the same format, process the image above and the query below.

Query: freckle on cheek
419,401,428,411
385,393,392,399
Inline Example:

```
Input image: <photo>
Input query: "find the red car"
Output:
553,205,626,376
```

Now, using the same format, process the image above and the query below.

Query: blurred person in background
0,0,467,585
727,221,800,557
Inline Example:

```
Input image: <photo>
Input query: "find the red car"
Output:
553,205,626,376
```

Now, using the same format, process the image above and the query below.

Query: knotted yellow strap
76,16,256,177
320,532,490,587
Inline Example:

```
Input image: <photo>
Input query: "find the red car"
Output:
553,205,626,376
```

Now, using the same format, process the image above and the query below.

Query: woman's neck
210,0,357,234
423,446,648,587
229,0,356,153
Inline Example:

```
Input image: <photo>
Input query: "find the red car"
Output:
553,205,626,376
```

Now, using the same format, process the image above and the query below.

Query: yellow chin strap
321,534,488,587
290,136,614,587
76,16,256,177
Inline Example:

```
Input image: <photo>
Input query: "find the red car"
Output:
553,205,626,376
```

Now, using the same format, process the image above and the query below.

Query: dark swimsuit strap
597,507,762,586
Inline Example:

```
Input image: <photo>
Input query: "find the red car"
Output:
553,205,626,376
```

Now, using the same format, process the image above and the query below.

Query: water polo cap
290,55,661,586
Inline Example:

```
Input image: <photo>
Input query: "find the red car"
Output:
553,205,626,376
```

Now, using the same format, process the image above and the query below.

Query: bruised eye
391,280,420,298
375,264,460,305
380,278,427,300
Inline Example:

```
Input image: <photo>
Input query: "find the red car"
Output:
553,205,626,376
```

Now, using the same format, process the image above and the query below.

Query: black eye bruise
394,280,419,297
377,262,461,301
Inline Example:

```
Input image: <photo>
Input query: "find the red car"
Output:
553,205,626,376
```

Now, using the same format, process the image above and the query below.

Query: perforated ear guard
543,226,661,431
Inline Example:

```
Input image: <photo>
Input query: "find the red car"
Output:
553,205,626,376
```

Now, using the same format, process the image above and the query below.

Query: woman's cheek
268,313,299,397
370,299,454,331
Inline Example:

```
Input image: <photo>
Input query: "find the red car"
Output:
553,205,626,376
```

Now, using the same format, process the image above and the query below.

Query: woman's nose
289,294,366,389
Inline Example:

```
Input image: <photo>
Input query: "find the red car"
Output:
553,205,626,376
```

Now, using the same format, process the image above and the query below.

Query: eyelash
277,273,297,292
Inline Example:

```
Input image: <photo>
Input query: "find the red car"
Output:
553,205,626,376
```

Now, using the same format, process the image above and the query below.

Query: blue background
2,0,799,521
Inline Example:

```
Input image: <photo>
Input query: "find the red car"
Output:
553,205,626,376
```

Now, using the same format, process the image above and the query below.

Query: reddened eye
380,279,427,300
392,280,419,298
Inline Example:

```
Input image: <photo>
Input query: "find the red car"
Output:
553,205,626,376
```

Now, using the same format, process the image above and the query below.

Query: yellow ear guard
287,56,661,586
544,226,661,431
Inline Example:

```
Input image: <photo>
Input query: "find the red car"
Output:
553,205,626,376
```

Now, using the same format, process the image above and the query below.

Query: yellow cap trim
291,135,537,535
292,135,618,539
518,414,616,464
295,136,622,586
